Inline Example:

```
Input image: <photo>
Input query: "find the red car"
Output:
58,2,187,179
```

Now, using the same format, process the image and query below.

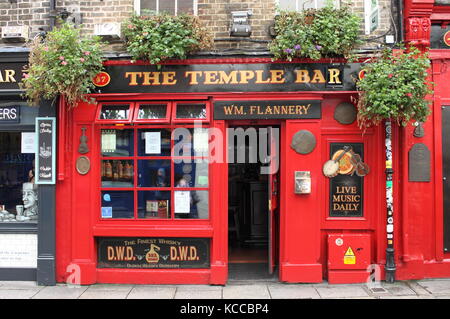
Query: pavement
0,278,449,299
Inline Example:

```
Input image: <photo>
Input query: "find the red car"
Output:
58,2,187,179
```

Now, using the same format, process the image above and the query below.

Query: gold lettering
125,72,142,86
273,106,280,114
162,72,177,85
185,71,202,85
311,70,326,83
255,70,271,84
302,104,311,114
4,70,15,83
270,70,285,84
239,70,254,84
218,71,238,84
266,106,273,114
204,71,219,84
296,105,302,115
328,68,342,84
142,72,161,85
224,105,234,115
295,70,310,83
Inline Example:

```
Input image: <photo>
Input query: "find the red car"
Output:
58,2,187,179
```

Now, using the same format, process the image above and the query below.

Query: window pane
137,104,167,120
174,160,208,187
138,160,171,187
101,129,134,157
0,132,37,223
177,0,194,14
174,190,208,219
159,0,175,14
138,129,171,156
138,191,170,219
141,0,157,11
99,104,130,120
176,104,206,119
173,128,209,157
279,0,296,10
101,160,134,187
101,191,134,219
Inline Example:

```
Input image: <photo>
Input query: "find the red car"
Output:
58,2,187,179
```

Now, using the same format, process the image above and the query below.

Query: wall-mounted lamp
230,10,252,37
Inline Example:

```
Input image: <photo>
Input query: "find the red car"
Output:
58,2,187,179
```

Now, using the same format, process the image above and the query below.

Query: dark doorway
227,125,279,281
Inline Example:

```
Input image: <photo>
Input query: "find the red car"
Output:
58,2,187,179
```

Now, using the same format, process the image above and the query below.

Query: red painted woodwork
55,52,450,285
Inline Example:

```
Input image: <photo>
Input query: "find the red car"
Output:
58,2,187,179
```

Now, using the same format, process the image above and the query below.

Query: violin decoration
78,127,89,154
323,146,370,178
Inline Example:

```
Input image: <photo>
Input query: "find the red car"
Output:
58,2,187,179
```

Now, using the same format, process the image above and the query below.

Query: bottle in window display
105,161,113,180
113,161,119,181
118,161,124,180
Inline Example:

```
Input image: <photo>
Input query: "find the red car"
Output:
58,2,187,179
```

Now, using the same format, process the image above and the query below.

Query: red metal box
328,234,371,270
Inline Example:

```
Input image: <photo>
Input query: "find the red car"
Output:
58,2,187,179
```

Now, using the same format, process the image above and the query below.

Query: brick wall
0,0,397,53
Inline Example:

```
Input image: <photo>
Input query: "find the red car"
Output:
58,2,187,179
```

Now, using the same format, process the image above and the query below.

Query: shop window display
99,126,209,220
0,132,37,223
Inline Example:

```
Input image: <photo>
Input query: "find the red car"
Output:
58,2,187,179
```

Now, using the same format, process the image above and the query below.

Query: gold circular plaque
76,156,90,175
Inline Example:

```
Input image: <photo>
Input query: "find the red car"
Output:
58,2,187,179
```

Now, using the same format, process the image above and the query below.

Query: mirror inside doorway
228,125,279,281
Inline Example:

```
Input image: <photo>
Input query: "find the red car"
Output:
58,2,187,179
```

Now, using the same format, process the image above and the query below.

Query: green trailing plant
21,22,105,108
356,46,433,129
122,12,213,65
269,2,361,61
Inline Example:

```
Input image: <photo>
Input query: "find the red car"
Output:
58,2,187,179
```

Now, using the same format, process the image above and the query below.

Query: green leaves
269,3,361,61
21,22,105,108
356,47,433,128
122,13,212,65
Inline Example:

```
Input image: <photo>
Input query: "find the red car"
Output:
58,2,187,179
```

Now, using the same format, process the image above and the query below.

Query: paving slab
79,289,131,299
380,282,417,296
84,284,135,291
417,279,450,295
406,281,433,296
267,285,320,299
32,285,88,299
0,289,41,299
316,285,370,298
175,289,223,299
0,281,42,290
176,285,223,292
127,286,177,299
222,284,270,299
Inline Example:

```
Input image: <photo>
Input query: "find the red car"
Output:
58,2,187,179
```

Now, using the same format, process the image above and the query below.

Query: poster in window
101,130,116,153
144,131,161,154
175,191,190,213
35,117,56,184
21,132,36,154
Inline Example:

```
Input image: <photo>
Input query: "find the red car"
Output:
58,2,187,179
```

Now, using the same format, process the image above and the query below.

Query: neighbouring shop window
0,132,38,223
278,0,339,11
135,0,197,15
100,126,210,220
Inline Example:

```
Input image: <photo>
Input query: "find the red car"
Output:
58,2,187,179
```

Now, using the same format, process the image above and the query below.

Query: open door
267,127,279,274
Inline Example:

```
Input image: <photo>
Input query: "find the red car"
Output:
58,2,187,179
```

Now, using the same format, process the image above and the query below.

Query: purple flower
284,48,293,54
294,44,301,50
315,45,323,50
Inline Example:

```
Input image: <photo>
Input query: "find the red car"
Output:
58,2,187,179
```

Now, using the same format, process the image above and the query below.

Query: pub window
172,103,209,123
134,0,197,15
99,122,210,220
133,102,171,123
96,103,133,124
277,0,339,11
0,132,37,223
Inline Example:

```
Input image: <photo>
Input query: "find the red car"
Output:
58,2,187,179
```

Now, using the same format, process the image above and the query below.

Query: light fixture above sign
1,26,29,42
230,10,252,37
94,22,121,40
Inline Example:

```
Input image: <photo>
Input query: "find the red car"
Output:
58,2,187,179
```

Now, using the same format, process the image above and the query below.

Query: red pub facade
54,3,450,282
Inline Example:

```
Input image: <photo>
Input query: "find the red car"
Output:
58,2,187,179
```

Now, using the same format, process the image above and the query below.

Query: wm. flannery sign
93,63,361,93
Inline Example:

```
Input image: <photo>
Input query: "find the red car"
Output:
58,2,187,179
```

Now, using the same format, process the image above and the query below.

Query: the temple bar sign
94,63,361,93
214,100,321,120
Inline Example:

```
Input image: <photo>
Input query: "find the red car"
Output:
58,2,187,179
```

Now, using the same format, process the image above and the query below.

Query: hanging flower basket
21,22,105,109
269,3,361,61
122,13,213,65
356,46,433,129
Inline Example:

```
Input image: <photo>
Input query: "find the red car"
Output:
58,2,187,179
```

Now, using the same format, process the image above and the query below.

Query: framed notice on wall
35,117,56,184
329,143,364,217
